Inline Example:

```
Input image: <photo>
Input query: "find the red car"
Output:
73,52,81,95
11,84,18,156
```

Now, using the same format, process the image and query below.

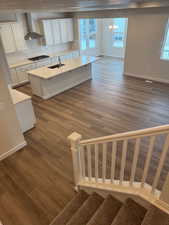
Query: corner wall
0,37,26,159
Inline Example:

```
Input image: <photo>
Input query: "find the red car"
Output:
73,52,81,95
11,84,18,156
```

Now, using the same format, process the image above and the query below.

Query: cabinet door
16,66,29,83
10,68,19,86
0,24,16,53
16,70,28,83
67,19,74,42
51,20,61,45
60,19,68,43
11,23,27,51
42,20,54,46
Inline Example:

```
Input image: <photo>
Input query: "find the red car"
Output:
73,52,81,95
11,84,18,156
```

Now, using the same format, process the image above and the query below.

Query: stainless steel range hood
24,13,43,40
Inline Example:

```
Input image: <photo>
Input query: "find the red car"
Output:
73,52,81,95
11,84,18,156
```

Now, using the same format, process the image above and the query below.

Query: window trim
161,19,169,61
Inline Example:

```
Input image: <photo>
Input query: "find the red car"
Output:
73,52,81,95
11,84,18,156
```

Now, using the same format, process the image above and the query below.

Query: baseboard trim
125,73,169,84
0,141,27,161
102,54,124,60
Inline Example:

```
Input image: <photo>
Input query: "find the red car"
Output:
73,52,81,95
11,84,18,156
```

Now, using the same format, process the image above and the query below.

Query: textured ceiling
1,0,169,11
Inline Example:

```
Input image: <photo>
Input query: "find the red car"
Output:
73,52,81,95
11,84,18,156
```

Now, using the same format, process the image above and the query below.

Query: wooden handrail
80,125,169,145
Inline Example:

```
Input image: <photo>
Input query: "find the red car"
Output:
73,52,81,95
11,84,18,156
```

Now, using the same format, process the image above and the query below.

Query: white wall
6,12,74,65
0,37,26,159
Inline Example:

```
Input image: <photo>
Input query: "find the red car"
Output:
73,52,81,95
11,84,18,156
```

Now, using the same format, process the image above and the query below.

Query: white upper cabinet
66,19,74,42
11,23,27,51
42,18,74,46
42,20,54,46
51,20,61,45
0,22,27,53
60,19,68,43
0,24,16,53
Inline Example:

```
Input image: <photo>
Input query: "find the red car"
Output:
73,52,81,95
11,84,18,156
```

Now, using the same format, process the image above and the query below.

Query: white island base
28,57,97,100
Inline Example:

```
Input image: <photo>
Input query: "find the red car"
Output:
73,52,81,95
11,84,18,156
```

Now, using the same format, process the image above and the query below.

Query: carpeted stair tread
87,194,122,225
67,192,104,225
50,190,89,225
141,204,169,225
111,198,147,225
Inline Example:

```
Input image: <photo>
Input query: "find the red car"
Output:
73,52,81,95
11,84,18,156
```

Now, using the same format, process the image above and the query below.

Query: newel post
160,172,169,204
68,132,82,191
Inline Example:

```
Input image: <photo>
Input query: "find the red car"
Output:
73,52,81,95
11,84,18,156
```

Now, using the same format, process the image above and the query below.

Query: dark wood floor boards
0,57,169,225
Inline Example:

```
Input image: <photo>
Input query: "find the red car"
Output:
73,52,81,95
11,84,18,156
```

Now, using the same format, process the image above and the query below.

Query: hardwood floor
1,57,169,225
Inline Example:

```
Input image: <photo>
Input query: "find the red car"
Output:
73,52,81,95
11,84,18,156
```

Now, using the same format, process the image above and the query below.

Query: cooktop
28,55,50,61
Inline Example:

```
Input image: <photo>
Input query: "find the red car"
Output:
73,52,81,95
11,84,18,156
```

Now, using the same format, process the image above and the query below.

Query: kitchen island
28,56,98,100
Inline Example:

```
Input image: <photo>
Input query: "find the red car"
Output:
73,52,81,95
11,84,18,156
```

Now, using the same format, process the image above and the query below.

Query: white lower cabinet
10,68,18,86
9,88,36,133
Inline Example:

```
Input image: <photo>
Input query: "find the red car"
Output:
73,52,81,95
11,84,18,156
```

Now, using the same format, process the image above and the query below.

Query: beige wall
124,13,169,83
0,37,25,158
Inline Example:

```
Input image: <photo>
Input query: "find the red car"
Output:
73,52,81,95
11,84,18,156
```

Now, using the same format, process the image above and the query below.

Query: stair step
50,190,89,225
141,204,169,225
67,192,104,225
87,195,122,225
111,198,147,225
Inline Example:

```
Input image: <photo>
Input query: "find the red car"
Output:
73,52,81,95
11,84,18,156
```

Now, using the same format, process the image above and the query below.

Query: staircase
50,190,169,225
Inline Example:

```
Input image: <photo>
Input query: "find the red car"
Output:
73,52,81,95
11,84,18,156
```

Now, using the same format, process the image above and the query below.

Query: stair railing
68,124,169,203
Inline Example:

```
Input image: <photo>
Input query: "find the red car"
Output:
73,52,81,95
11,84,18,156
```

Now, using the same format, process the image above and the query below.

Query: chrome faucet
58,56,62,66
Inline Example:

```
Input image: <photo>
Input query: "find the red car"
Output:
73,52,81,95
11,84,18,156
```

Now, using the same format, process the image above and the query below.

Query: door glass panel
89,33,96,48
80,19,87,50
79,19,97,50
112,18,127,48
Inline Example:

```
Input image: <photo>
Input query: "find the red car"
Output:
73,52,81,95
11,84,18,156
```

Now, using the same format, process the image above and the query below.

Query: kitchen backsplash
6,41,72,65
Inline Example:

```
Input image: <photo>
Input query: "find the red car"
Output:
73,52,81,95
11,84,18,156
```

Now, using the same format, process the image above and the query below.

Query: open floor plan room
1,2,169,225
1,57,169,224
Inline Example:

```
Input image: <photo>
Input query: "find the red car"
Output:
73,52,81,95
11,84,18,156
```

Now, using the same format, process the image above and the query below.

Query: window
79,19,97,50
161,20,169,60
112,18,127,48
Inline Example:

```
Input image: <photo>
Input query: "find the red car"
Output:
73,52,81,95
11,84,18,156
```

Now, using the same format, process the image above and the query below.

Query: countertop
9,49,79,69
9,88,31,104
28,56,99,80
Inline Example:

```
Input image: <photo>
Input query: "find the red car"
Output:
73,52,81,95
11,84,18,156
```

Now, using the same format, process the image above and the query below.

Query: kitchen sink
48,64,65,69
28,55,50,61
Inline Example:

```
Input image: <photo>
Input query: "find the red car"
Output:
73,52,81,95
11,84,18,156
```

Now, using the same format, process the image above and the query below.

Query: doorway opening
79,17,128,58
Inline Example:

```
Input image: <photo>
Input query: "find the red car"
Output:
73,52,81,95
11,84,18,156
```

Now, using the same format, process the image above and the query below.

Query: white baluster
102,143,107,183
120,140,128,185
160,172,169,204
80,145,86,178
87,145,92,181
95,143,99,182
111,141,117,183
141,136,155,188
152,133,169,194
130,138,141,186
68,132,82,190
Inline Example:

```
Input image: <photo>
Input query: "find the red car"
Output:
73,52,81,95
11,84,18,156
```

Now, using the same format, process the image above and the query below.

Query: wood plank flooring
1,57,169,225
